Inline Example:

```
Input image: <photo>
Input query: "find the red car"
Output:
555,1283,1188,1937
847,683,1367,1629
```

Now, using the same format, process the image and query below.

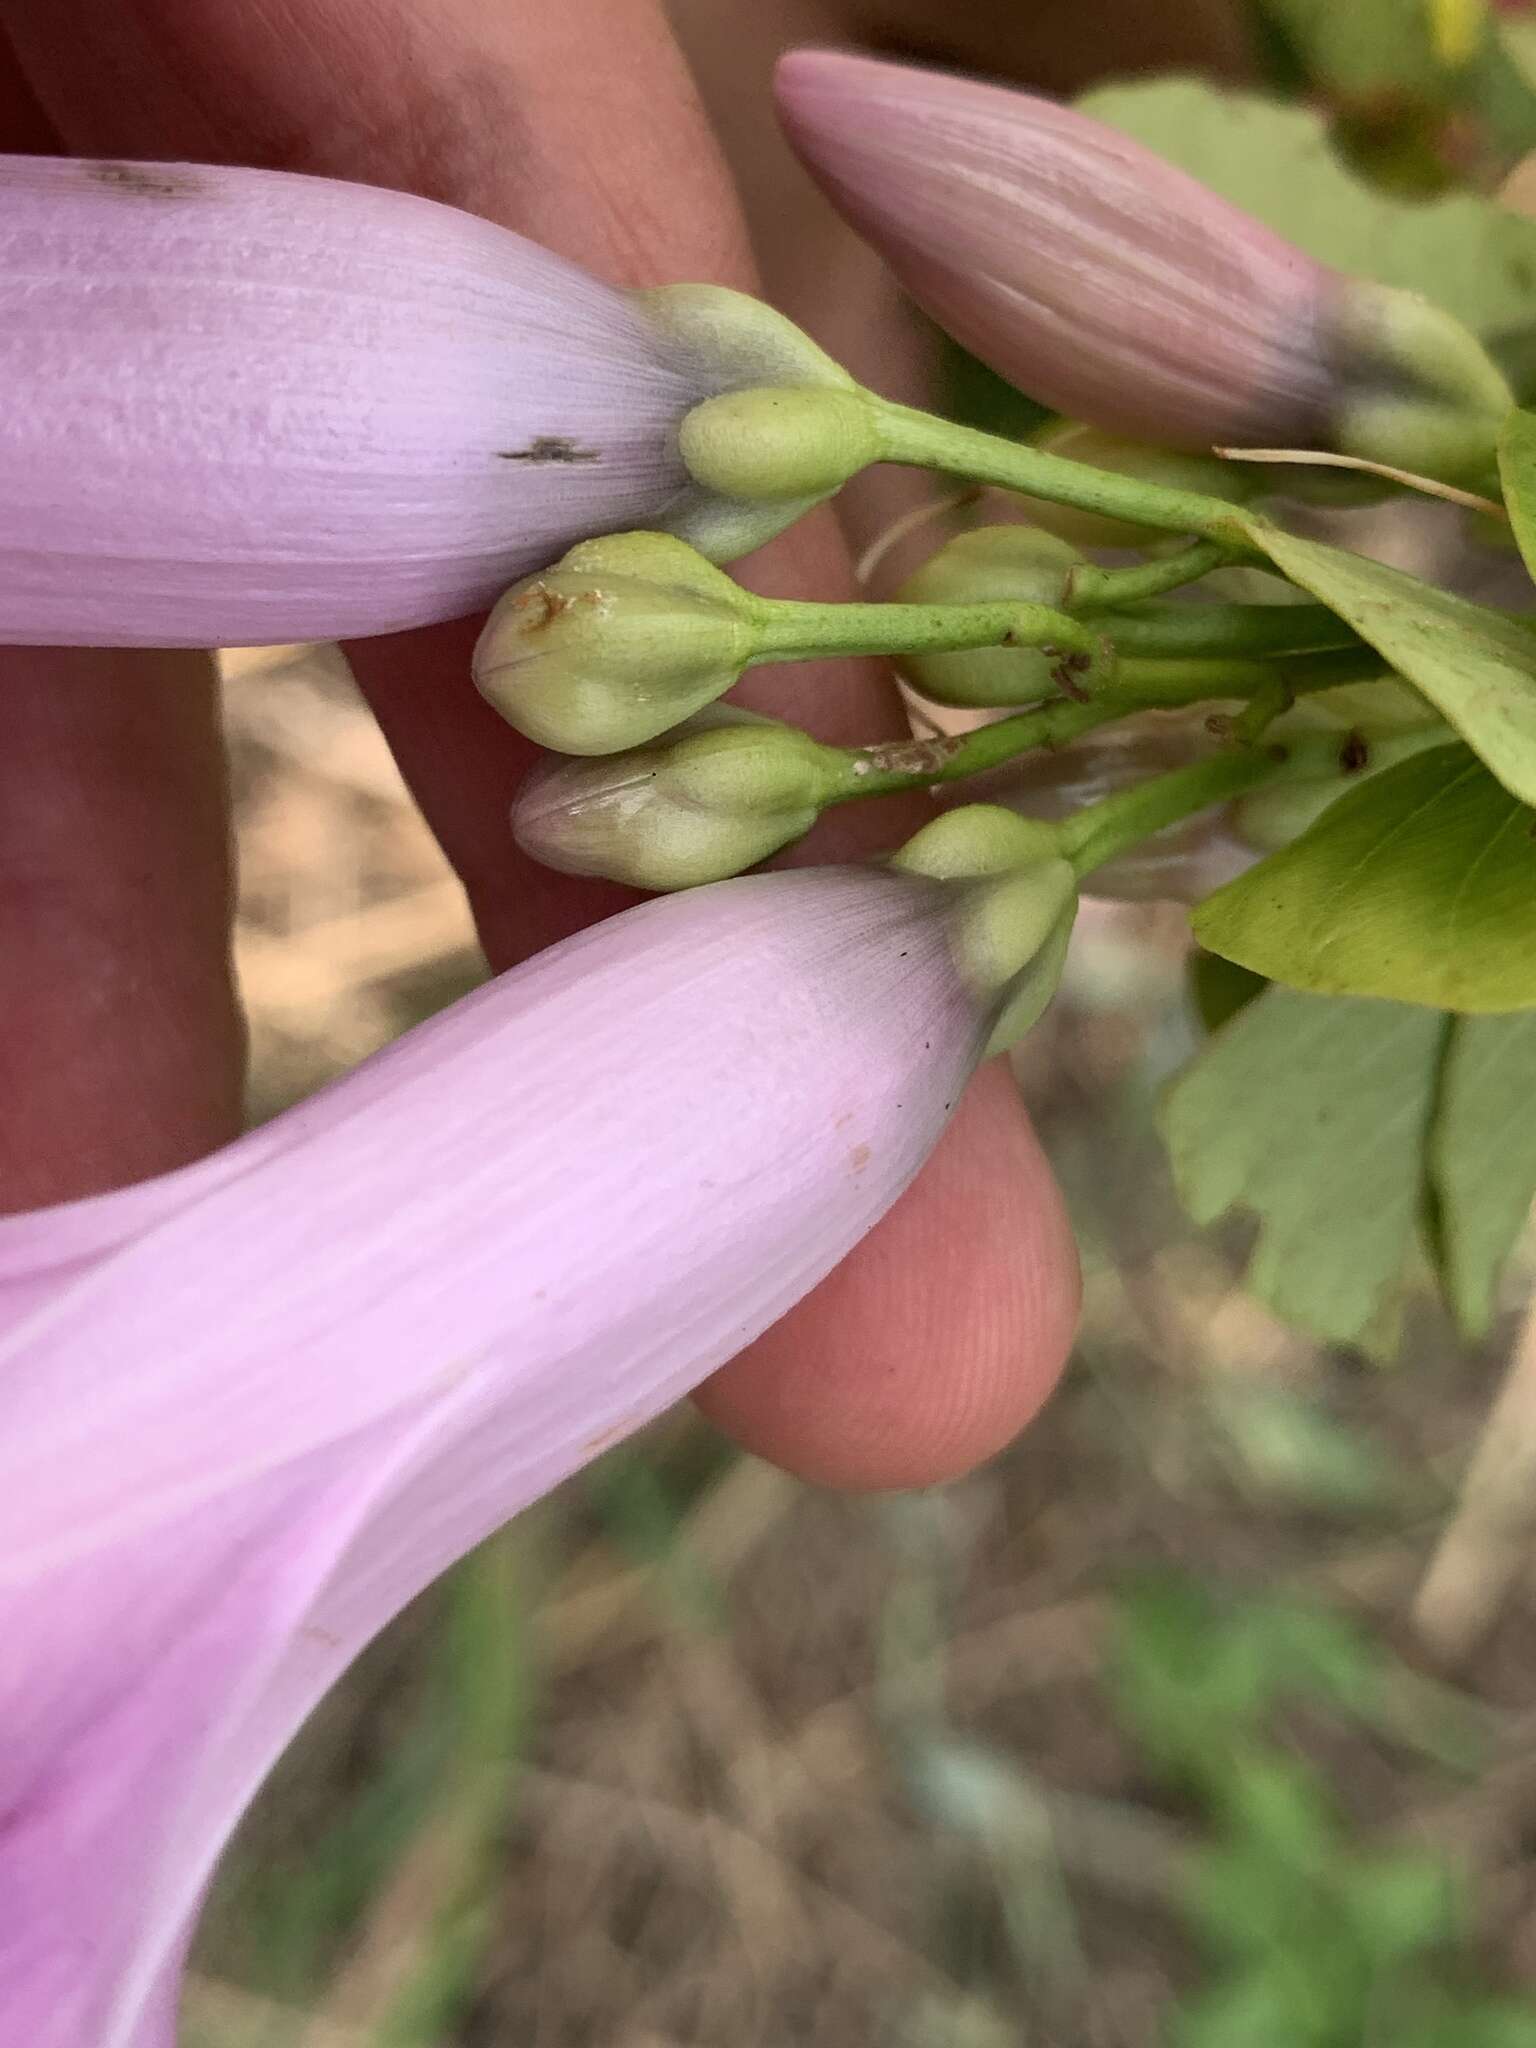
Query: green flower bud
894,526,1086,707
1272,676,1439,739
1232,725,1447,852
474,532,756,755
636,285,871,560
511,707,841,889
676,386,884,506
893,805,1078,1054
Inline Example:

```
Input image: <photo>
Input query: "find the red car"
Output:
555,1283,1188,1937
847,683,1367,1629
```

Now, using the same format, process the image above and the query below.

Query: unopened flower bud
893,806,1079,1053
775,52,1511,483
676,384,884,505
1232,726,1447,851
512,708,840,888
893,526,1085,707
475,533,755,754
1326,279,1513,487
0,158,867,645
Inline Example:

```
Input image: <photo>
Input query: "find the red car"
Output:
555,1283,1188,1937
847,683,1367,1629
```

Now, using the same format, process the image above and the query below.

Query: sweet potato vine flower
775,50,1511,482
0,860,1063,2048
0,154,848,646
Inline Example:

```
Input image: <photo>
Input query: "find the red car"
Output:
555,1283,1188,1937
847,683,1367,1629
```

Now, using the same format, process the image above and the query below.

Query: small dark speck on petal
88,160,203,199
499,436,601,464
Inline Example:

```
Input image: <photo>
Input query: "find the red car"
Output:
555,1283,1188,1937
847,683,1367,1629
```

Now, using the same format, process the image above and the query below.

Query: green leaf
1345,1851,1463,1960
1081,79,1536,337
1430,1010,1536,1334
1110,1576,1277,1770
1193,745,1536,1012
1174,1966,1340,2048
1498,407,1536,584
1398,1996,1536,2048
1241,525,1536,809
1161,985,1448,1345
1190,949,1270,1034
1214,1749,1342,1864
1255,0,1452,104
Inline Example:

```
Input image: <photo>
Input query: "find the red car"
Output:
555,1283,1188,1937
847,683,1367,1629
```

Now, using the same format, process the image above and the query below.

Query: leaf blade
1082,79,1536,338
1430,1010,1536,1334
1497,406,1536,582
1193,744,1536,1012
1241,525,1536,808
1161,986,1448,1345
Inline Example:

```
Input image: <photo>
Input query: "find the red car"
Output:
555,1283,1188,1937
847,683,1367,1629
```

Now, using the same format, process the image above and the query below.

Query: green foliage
1193,745,1536,1013
1161,986,1448,1347
1429,1010,1536,1333
1241,528,1536,809
1253,0,1536,175
1165,982,1536,1347
583,1445,728,1632
1205,1384,1408,1512
1189,949,1269,1035
1498,409,1536,584
1081,79,1536,337
1254,0,1454,106
1110,1574,1517,2048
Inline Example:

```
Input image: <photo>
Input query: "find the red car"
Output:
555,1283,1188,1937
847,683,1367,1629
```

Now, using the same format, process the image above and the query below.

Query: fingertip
694,1059,1080,1490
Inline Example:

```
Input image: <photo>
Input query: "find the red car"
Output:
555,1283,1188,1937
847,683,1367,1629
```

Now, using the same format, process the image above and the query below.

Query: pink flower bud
775,49,1339,450
0,866,998,2048
0,157,837,646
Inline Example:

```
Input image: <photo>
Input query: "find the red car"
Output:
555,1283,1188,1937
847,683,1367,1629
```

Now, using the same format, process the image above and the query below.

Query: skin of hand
0,0,1086,1490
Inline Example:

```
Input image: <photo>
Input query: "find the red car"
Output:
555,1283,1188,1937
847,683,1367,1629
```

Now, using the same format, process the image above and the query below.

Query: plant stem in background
1413,1292,1536,1664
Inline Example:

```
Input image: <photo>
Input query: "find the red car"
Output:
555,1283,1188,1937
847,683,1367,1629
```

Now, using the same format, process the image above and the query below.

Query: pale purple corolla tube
0,865,996,2048
774,49,1340,450
0,155,839,646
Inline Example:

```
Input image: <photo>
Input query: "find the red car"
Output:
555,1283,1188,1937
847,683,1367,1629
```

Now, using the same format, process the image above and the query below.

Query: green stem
741,592,1099,666
824,654,1390,805
1099,603,1363,661
1059,742,1335,879
831,697,1128,801
866,396,1256,545
1067,541,1233,610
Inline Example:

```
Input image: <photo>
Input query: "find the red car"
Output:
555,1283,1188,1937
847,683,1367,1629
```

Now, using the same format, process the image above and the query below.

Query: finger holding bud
512,708,842,889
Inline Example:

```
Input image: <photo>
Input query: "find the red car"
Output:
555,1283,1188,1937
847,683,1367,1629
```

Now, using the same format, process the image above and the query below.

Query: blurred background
189,3,1536,2042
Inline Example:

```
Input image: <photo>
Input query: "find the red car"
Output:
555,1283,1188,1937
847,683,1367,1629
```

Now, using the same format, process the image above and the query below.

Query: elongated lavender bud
0,862,1032,2048
0,159,852,646
776,52,1511,480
